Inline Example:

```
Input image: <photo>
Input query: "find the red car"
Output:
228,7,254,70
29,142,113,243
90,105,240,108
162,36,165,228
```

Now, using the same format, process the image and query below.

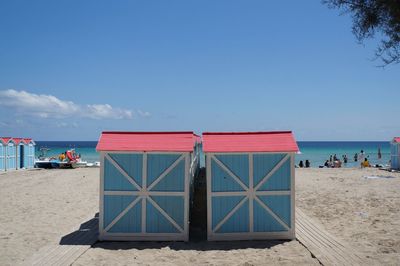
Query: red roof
202,131,299,153
13,138,24,145
393,137,400,143
96,131,198,152
0,137,12,144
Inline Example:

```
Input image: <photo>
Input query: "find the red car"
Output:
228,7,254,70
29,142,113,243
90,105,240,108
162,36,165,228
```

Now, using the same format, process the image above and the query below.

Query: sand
0,168,99,265
0,167,399,265
296,167,400,265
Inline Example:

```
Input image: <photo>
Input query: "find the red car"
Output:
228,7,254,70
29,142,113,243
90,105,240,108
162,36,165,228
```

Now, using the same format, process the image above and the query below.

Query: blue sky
0,0,399,141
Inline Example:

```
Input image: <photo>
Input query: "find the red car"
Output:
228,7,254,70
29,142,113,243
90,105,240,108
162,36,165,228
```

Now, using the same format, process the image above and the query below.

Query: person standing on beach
358,150,365,162
299,161,304,168
378,147,382,159
305,160,310,168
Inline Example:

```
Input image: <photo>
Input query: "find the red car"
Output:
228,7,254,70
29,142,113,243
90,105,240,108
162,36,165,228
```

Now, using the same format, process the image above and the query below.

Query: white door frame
99,151,192,241
207,152,295,241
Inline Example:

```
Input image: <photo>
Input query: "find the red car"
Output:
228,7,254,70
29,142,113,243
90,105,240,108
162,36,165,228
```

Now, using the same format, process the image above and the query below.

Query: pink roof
202,131,299,153
13,138,24,145
96,131,198,152
393,137,400,143
0,137,12,144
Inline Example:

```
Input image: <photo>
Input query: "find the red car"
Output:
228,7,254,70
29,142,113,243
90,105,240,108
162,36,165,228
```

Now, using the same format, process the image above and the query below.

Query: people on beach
358,150,365,162
354,153,358,162
58,152,66,161
334,159,342,168
299,160,304,168
361,158,370,168
305,160,310,168
324,160,330,167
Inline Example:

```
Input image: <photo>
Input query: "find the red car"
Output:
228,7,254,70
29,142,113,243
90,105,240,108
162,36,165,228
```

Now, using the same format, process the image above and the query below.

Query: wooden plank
25,215,98,266
296,212,360,265
296,208,364,266
297,209,364,263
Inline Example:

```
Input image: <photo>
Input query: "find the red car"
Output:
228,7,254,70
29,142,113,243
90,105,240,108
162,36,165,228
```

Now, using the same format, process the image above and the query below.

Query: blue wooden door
208,153,293,240
101,152,188,240
0,145,4,171
6,143,16,170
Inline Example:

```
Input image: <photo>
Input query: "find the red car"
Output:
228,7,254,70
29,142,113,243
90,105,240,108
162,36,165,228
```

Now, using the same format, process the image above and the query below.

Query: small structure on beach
202,131,298,241
0,138,7,171
96,131,200,241
0,137,35,171
391,137,400,170
23,138,36,169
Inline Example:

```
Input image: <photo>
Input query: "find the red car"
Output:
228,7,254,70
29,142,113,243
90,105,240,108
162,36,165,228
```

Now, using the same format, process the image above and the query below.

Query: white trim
211,191,248,196
184,153,190,241
213,196,248,233
207,152,297,155
105,153,142,191
207,232,294,241
207,151,294,241
254,154,289,191
100,150,188,155
147,197,184,233
141,153,147,233
290,154,295,239
255,190,291,196
104,196,142,232
206,155,212,240
100,150,194,241
99,153,105,239
99,233,187,241
103,191,185,196
212,155,248,190
249,154,254,233
147,154,185,190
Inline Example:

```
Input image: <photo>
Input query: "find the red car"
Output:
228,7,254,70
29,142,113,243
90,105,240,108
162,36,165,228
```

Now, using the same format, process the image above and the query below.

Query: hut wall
391,142,400,170
206,152,295,241
6,142,16,170
0,144,5,171
99,151,197,241
26,143,35,168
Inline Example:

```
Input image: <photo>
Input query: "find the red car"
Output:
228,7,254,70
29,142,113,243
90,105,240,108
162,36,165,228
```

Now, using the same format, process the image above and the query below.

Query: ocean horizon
35,140,391,168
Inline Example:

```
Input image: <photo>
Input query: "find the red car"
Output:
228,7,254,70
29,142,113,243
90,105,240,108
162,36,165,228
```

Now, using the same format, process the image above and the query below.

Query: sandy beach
0,167,399,265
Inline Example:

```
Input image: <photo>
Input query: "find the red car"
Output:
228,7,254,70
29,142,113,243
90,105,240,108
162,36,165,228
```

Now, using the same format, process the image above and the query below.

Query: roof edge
203,131,293,135
101,131,195,135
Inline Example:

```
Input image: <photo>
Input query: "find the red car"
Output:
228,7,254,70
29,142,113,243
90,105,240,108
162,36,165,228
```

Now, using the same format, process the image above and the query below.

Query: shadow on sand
59,213,99,245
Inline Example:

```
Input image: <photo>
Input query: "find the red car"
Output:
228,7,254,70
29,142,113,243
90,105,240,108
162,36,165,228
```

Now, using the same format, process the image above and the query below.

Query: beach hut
24,138,36,169
4,138,17,171
203,131,299,241
0,138,6,171
391,137,400,170
96,131,200,241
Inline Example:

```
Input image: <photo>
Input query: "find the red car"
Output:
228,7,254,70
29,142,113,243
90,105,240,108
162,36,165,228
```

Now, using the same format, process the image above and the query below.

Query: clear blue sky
0,0,399,141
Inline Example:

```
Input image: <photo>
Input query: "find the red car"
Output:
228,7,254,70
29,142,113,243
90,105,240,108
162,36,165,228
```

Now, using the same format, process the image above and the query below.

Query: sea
35,141,391,168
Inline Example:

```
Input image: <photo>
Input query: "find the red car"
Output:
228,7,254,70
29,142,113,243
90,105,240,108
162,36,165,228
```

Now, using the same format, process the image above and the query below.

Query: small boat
35,159,60,169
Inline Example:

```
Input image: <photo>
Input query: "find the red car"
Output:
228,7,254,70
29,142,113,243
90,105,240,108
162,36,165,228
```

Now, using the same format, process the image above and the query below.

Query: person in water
299,160,304,168
305,160,310,168
343,155,348,163
361,158,370,168
354,153,358,162
378,147,382,159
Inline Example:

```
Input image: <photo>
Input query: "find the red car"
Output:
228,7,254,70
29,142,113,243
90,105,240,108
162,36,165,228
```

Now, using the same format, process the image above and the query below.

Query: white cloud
0,89,140,120
137,110,151,118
